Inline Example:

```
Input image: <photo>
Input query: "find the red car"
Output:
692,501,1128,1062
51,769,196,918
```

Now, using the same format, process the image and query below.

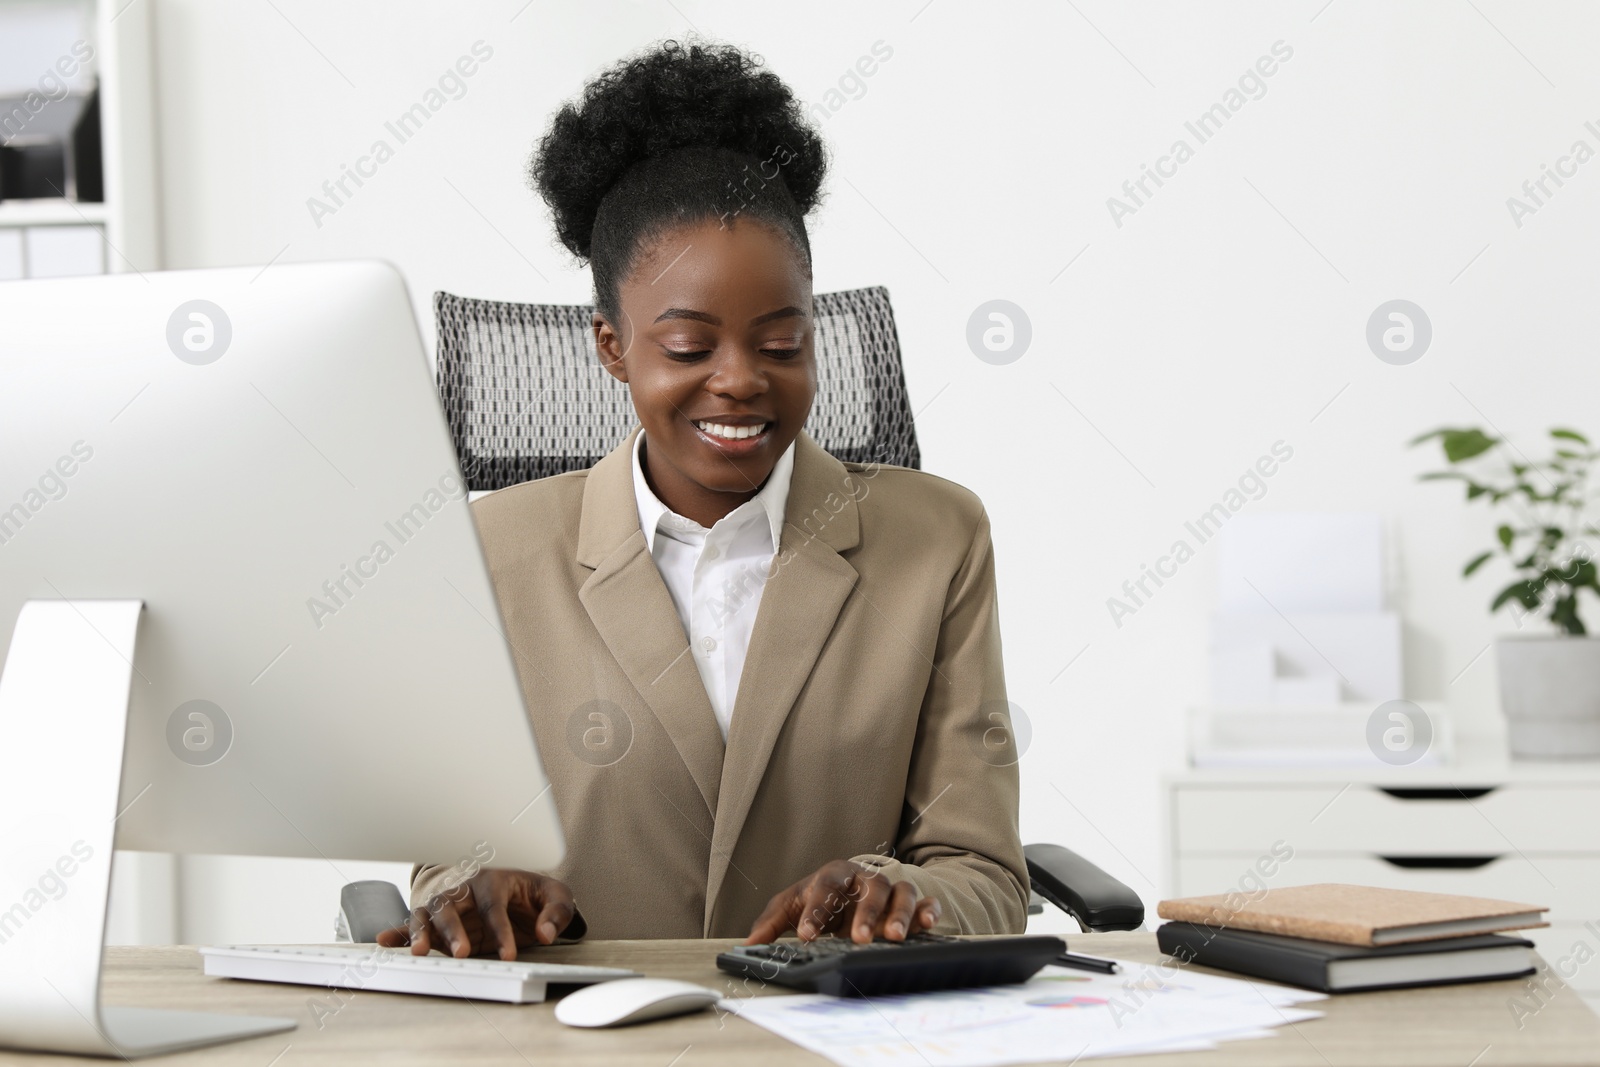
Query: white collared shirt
631,430,795,740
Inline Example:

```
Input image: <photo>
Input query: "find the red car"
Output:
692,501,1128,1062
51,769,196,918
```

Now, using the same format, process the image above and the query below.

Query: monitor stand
0,600,295,1058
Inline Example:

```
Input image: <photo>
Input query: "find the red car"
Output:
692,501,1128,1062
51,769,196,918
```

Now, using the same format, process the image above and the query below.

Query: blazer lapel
704,435,861,926
577,429,725,816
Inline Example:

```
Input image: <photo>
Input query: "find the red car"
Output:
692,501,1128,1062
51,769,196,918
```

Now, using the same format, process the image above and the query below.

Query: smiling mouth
694,420,771,442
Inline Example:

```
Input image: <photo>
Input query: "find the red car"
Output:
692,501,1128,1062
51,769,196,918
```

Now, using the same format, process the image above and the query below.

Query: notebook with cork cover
1157,883,1548,946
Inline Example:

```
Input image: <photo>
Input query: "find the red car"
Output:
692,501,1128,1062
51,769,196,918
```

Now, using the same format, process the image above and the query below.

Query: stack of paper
1210,514,1401,707
1188,703,1452,767
721,960,1325,1066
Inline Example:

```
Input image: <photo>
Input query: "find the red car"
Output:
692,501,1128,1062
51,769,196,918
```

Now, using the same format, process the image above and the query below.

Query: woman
377,38,1027,959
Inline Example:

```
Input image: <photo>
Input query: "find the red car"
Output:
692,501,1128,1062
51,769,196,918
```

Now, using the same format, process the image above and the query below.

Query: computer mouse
554,977,720,1028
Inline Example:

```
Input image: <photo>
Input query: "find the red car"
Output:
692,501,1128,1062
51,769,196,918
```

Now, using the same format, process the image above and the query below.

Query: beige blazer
412,429,1028,940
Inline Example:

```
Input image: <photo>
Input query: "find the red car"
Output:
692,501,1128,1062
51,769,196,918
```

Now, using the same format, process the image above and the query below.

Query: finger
469,878,517,961
429,900,474,958
484,903,518,960
794,880,831,940
796,872,851,941
531,883,576,947
912,897,942,933
880,881,920,941
743,891,801,945
533,895,576,946
405,906,432,956
850,876,891,944
375,924,409,948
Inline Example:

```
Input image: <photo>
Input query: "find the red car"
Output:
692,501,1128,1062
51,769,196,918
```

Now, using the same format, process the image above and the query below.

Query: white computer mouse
554,977,720,1028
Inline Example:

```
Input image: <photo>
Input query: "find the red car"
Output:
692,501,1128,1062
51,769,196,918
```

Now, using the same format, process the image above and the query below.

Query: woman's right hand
375,869,578,960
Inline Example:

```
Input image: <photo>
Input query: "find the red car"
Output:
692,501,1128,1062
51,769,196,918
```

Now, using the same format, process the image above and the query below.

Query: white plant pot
1494,635,1600,758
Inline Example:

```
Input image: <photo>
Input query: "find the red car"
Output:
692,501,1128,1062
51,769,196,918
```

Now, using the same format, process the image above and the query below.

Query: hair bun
531,38,827,261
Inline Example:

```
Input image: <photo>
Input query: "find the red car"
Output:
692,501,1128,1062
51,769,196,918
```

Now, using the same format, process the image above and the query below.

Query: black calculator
716,932,1066,996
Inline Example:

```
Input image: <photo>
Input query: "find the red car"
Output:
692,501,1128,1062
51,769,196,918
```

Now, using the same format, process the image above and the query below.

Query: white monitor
0,260,564,1056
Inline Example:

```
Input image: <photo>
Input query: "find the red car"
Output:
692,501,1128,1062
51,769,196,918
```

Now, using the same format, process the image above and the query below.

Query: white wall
131,0,1600,939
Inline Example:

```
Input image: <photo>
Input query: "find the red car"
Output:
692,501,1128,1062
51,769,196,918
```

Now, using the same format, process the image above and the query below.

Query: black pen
1054,951,1119,974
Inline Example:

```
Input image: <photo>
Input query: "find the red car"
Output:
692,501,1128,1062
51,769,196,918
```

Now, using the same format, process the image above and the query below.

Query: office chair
433,286,922,486
332,286,1145,942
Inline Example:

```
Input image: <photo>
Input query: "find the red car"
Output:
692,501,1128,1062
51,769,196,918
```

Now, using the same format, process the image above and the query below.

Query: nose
704,346,767,400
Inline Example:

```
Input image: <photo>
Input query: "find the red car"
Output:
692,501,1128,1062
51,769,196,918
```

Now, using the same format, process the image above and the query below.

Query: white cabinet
1166,740,1600,1002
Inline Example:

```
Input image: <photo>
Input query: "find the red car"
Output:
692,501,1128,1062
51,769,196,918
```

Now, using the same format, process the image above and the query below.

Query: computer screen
0,260,564,873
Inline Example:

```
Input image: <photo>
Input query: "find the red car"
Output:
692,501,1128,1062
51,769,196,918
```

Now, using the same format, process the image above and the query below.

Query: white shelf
0,0,160,271
0,199,110,227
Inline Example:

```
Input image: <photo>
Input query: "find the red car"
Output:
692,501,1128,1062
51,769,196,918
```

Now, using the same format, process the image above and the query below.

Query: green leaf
1463,551,1494,577
1551,594,1587,635
1498,524,1515,549
1440,428,1498,463
1552,428,1591,445
1492,578,1546,611
1410,427,1499,461
1562,559,1598,586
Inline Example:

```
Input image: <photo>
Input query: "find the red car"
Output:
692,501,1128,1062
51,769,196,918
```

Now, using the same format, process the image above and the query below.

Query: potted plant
1413,425,1600,758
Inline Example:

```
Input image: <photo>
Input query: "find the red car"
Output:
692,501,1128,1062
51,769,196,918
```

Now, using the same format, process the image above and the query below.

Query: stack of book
1156,884,1547,993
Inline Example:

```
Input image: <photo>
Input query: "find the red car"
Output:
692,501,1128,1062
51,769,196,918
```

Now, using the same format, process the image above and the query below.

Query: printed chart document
720,960,1325,1066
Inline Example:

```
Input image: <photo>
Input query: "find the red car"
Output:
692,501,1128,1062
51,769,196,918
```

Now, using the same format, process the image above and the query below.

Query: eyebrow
652,306,808,327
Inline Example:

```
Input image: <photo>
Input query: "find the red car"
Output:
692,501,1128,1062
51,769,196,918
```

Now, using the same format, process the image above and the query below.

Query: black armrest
1024,843,1144,932
338,880,410,943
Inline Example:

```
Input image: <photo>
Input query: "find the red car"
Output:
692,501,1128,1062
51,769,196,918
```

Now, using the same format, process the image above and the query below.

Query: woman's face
594,218,816,523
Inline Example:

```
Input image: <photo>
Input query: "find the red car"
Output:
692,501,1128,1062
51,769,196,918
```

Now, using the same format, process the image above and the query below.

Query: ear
593,313,628,384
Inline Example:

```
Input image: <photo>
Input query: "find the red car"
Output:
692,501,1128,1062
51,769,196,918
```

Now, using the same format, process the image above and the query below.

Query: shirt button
700,635,718,653
705,546,721,560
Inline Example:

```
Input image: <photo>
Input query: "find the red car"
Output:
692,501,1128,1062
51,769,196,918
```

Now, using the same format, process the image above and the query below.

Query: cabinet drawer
1174,784,1600,854
1173,855,1600,922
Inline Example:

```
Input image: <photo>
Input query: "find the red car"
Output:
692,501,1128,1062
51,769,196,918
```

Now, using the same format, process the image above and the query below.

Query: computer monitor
0,260,565,1057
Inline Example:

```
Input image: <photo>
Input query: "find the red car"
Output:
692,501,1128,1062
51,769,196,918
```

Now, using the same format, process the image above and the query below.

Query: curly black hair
529,39,828,322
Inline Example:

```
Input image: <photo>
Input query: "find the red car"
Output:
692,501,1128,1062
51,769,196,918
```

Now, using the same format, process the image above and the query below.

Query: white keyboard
200,944,640,1004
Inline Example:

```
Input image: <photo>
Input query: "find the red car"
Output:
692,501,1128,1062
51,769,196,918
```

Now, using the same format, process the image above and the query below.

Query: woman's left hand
743,860,942,945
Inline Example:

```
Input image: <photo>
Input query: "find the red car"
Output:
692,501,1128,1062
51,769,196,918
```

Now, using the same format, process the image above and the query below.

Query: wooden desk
5,935,1597,1065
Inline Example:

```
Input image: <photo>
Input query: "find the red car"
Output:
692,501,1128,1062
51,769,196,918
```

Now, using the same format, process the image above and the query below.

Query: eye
762,347,801,360
661,346,711,361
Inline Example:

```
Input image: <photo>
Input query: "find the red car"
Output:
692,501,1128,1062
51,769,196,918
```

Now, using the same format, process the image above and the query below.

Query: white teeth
695,421,769,441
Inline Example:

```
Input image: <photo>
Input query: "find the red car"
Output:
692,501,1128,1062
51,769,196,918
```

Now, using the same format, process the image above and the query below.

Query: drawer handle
1378,855,1502,870
1379,787,1497,801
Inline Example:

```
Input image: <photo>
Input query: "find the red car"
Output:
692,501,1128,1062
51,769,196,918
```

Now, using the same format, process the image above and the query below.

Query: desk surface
7,934,1597,1065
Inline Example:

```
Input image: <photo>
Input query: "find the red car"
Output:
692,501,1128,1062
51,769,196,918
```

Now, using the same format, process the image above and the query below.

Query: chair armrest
1023,843,1145,932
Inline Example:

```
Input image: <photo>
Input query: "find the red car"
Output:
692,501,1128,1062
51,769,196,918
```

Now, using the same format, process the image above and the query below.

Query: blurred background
5,0,1598,985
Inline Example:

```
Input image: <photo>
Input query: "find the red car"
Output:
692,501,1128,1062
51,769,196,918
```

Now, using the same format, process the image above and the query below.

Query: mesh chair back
435,286,920,490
